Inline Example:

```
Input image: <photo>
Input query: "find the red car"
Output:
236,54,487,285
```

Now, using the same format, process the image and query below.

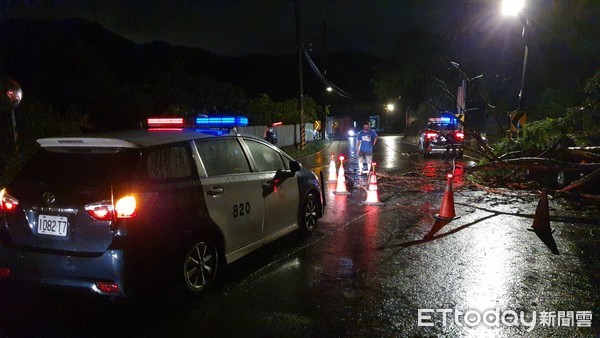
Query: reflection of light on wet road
313,151,324,167
462,225,515,335
422,160,438,178
338,257,355,278
361,209,380,272
421,160,439,192
349,137,356,154
322,185,382,279
330,208,381,279
452,164,465,188
327,182,348,215
278,257,301,271
378,136,400,170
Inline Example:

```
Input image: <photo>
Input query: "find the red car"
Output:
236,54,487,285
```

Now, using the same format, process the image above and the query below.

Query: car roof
37,129,244,148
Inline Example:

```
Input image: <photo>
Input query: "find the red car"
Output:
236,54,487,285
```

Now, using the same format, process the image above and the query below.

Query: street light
385,103,395,132
502,0,529,111
501,0,524,16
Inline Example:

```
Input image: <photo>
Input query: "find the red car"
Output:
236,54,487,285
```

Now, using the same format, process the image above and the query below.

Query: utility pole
518,17,530,111
295,0,306,149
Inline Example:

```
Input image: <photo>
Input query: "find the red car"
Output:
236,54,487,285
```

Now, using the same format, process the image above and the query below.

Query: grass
280,139,330,159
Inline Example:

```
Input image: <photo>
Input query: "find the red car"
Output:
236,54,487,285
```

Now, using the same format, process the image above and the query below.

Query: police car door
194,138,264,256
242,139,299,236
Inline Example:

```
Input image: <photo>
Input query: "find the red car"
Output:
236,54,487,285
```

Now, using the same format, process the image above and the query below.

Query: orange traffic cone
528,189,554,234
362,163,383,206
327,152,337,182
333,155,350,195
435,174,458,220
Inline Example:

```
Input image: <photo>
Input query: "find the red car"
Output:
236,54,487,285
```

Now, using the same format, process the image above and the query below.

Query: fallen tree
459,108,600,200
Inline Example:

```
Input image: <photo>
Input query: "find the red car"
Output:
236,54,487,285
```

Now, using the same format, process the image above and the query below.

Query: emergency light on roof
195,116,248,127
428,116,456,124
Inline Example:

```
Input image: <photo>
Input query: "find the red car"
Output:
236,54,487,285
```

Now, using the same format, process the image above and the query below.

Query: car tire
300,193,319,233
181,237,219,297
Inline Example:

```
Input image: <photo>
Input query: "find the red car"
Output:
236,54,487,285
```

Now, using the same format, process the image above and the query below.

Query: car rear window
12,147,140,190
144,144,195,181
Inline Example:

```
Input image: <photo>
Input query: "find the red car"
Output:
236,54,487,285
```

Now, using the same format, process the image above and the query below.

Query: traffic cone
327,152,337,182
362,163,383,206
528,189,554,234
333,155,350,195
435,174,458,221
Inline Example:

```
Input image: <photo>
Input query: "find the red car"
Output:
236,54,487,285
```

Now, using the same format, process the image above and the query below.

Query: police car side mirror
270,161,300,186
289,160,301,174
271,161,300,184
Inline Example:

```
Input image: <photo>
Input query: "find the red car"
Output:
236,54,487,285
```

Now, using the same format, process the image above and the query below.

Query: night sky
0,0,515,57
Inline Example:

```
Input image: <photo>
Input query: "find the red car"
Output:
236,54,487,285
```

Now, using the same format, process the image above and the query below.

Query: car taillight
0,188,19,212
455,132,465,141
115,196,136,218
425,132,438,140
85,202,113,221
85,195,136,221
94,281,120,294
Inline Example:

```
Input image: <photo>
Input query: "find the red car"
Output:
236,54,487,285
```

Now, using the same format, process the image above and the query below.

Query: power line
302,48,353,99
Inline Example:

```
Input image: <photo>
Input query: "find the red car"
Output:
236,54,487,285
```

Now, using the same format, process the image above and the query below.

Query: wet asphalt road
0,136,598,337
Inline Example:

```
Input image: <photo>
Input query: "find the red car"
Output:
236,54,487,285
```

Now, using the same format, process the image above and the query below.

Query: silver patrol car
0,116,324,298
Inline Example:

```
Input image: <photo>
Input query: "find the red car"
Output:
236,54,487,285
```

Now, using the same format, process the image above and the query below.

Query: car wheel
182,237,219,296
300,193,319,233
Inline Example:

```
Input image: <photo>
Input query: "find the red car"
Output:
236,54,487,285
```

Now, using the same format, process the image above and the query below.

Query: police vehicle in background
418,116,465,159
0,116,324,298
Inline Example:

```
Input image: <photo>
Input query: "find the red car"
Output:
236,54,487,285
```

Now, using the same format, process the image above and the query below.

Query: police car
418,116,465,159
0,116,324,298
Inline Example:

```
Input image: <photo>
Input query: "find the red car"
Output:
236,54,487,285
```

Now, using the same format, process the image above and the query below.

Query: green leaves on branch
247,93,321,125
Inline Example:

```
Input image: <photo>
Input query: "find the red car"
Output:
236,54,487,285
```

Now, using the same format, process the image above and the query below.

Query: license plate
38,214,69,237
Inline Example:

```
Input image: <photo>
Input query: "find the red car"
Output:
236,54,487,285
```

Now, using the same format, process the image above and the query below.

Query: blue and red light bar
146,116,249,133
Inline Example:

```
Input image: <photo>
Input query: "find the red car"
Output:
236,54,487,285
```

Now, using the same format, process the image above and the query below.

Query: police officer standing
356,121,378,174
264,123,277,144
